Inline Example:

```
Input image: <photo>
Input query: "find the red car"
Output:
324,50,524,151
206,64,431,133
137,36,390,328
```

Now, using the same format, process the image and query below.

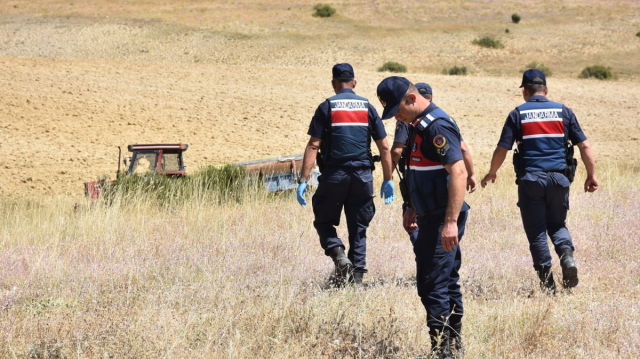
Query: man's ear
352,79,357,89
544,86,549,96
406,93,417,104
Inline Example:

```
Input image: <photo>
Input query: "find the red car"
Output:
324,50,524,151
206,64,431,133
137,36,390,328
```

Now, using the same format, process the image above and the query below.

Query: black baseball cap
332,63,354,79
415,82,432,96
376,76,411,120
520,69,546,88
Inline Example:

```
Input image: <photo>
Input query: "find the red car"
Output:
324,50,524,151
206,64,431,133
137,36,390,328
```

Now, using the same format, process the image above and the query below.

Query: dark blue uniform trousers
518,172,574,271
414,210,468,333
312,167,375,273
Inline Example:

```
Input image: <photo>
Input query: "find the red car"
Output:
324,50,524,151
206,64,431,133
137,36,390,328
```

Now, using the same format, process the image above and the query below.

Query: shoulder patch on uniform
433,134,446,148
416,119,429,131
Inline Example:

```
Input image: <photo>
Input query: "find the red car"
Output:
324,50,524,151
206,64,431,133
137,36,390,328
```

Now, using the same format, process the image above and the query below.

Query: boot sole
562,266,579,288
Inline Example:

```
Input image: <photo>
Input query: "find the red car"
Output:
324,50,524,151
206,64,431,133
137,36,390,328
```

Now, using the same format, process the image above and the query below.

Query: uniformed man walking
391,82,477,245
481,69,599,292
297,63,395,286
378,76,469,357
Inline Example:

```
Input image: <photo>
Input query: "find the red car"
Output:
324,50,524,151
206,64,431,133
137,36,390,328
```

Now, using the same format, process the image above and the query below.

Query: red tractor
84,143,188,199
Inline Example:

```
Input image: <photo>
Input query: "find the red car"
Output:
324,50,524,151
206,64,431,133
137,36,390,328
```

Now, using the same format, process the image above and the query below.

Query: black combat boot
536,267,556,294
559,248,579,288
328,246,353,287
429,328,453,359
351,272,364,286
448,323,465,358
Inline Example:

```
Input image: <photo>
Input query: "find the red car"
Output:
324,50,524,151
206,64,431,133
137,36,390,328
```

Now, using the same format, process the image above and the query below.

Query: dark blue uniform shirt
498,95,587,182
418,103,464,166
308,89,386,168
498,95,587,150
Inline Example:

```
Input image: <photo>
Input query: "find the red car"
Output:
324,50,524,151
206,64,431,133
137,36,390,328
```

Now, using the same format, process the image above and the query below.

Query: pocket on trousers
355,169,374,183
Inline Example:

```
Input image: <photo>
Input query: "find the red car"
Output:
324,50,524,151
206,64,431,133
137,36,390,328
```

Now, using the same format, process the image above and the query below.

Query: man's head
520,68,548,98
331,63,356,92
415,82,432,101
376,76,427,123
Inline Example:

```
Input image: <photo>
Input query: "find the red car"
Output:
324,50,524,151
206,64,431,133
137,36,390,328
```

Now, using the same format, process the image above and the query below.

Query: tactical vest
323,92,371,165
516,101,566,172
405,111,450,217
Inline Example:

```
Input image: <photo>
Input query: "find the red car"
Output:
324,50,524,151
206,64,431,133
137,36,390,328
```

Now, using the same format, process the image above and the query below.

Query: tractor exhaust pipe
117,146,122,179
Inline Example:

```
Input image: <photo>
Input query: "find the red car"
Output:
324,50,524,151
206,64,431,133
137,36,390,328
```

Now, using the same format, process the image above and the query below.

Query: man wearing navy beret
481,69,599,292
297,63,394,286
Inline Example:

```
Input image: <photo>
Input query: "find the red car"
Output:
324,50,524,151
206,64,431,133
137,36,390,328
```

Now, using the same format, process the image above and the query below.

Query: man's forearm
460,141,475,177
391,143,404,167
489,146,508,175
301,137,321,179
376,138,393,181
577,140,596,177
444,160,467,223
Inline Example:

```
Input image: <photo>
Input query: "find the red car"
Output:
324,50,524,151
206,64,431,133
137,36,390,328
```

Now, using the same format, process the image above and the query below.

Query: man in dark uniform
481,69,599,292
391,82,476,244
297,63,395,286
378,76,469,358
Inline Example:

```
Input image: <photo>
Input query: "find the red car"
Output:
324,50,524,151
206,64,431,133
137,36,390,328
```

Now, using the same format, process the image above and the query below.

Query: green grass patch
443,65,467,76
101,164,257,206
579,65,614,80
524,62,552,76
377,61,407,73
472,36,504,49
312,3,336,18
511,13,521,24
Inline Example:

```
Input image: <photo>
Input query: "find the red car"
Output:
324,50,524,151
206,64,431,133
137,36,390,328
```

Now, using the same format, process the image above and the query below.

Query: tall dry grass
1,163,639,358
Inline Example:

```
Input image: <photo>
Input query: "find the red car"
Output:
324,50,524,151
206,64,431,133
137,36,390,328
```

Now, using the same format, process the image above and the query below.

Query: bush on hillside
472,36,504,49
524,62,552,76
313,3,336,18
443,66,467,76
378,61,407,73
636,31,640,37
512,13,521,24
505,28,510,33
579,65,614,80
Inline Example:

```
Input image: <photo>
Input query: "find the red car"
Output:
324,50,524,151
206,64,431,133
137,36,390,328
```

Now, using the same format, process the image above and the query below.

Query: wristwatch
297,175,310,184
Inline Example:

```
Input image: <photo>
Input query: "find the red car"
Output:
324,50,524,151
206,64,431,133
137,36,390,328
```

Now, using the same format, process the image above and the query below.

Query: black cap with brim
332,63,355,80
376,76,410,120
520,68,547,88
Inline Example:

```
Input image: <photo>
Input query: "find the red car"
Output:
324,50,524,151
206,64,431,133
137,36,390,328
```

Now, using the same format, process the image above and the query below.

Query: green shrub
472,36,504,49
524,62,552,76
579,65,614,80
443,66,467,76
505,28,510,33
377,61,407,73
512,13,521,24
636,31,640,37
313,3,336,17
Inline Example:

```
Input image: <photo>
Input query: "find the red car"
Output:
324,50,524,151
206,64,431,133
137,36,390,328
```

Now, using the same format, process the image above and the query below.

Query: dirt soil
1,1,639,197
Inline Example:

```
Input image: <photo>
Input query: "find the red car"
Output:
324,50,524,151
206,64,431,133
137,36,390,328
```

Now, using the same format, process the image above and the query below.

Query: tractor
84,143,188,199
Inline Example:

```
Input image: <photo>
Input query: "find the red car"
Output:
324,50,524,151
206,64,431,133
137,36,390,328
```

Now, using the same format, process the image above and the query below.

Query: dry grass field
1,0,640,358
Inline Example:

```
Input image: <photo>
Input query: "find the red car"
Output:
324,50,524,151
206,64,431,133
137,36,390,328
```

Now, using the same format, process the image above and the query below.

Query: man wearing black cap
481,69,599,292
297,63,394,286
391,82,477,245
377,76,469,357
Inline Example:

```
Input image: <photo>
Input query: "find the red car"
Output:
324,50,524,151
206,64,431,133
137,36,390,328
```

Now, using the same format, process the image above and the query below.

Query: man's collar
414,102,437,122
337,88,355,94
528,95,548,102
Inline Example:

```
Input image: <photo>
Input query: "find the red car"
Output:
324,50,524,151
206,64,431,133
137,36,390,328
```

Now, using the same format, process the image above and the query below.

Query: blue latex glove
381,180,395,205
296,182,308,206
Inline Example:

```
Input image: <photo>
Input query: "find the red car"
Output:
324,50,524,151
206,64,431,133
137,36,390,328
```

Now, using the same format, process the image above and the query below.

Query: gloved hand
296,182,308,206
380,180,395,205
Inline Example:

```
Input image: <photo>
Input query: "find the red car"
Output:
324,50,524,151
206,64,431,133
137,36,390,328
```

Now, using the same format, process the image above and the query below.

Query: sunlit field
1,164,638,358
